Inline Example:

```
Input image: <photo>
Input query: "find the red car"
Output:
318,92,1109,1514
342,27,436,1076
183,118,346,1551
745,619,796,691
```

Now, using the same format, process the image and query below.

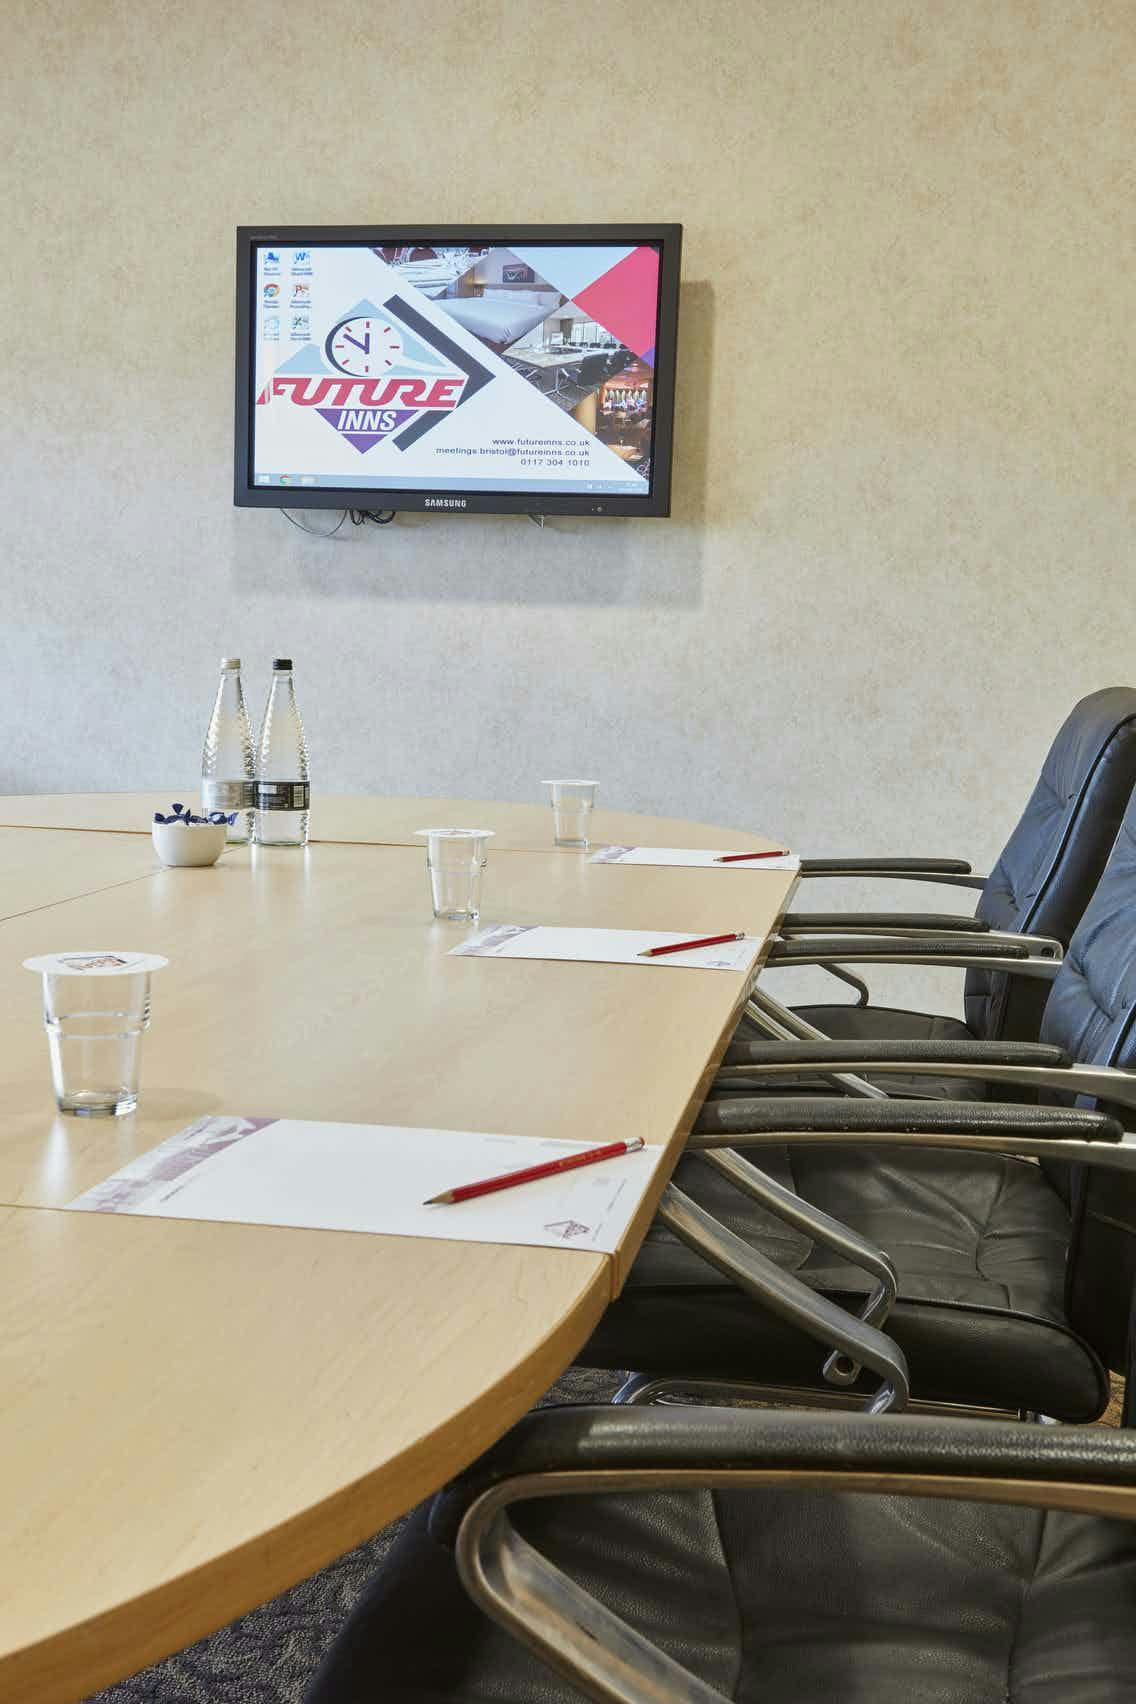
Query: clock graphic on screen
324,316,403,376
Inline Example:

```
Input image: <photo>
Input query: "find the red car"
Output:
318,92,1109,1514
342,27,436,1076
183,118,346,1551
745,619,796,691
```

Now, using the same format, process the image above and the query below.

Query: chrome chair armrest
968,929,1063,958
766,937,1058,979
440,1403,1136,1536
657,1182,907,1410
799,857,974,876
799,858,987,892
780,910,989,935
689,1097,1127,1171
779,914,1062,959
440,1199,910,1704
694,1147,897,1385
443,1406,1136,1704
722,1040,1072,1068
713,1042,1136,1112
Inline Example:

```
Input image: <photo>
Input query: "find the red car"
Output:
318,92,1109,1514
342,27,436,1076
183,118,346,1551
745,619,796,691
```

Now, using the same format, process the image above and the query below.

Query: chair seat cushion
726,1002,990,1101
305,1480,1136,1703
582,1145,1108,1420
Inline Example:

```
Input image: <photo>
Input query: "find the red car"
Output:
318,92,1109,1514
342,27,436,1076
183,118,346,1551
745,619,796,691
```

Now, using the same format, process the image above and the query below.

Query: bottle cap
273,658,293,671
220,657,241,670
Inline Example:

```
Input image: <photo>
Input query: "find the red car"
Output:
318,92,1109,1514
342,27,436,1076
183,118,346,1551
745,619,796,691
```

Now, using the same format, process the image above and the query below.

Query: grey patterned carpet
86,1368,620,1704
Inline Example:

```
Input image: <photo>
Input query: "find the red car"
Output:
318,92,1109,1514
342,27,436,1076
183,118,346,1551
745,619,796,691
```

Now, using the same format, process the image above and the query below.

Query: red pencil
714,849,790,863
425,1136,645,1205
637,931,747,958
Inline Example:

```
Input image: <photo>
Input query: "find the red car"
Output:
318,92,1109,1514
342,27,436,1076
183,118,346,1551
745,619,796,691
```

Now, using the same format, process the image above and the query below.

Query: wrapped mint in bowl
152,803,235,868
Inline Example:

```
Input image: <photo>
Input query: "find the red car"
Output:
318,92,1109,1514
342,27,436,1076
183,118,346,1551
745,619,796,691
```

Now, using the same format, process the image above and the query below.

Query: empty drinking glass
23,951,168,1117
543,780,598,848
416,829,494,923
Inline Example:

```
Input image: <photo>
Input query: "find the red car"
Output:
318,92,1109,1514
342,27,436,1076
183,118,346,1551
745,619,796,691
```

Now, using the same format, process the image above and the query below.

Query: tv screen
234,225,681,517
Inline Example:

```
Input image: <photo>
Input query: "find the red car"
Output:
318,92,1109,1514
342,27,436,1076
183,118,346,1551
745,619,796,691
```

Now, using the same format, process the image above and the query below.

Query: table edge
0,1236,611,1704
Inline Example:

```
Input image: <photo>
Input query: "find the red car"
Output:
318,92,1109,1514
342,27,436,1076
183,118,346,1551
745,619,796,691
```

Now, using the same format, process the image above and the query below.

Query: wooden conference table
0,793,796,1703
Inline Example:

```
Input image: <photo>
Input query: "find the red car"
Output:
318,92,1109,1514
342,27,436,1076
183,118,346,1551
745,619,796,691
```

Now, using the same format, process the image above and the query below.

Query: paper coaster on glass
23,950,169,977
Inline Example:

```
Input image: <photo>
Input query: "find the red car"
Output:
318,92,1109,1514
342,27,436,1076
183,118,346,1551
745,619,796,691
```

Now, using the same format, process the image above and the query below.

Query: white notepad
66,1115,663,1254
450,923,762,972
590,845,800,871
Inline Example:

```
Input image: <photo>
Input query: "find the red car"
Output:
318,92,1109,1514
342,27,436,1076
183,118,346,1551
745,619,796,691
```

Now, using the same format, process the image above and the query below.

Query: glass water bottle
201,657,255,843
254,658,310,847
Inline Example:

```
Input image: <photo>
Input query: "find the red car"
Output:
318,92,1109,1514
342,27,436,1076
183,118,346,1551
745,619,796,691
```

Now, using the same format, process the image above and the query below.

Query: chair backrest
1036,801,1136,1368
963,688,1136,1043
578,354,609,386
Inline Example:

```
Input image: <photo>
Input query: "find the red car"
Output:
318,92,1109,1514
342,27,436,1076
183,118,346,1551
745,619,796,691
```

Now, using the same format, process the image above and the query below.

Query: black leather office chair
304,1405,1136,1704
602,345,633,379
580,792,1136,1422
575,352,610,391
743,687,1136,1100
554,351,608,406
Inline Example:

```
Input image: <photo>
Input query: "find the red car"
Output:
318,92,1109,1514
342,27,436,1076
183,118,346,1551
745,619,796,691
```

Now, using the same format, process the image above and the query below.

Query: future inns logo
258,292,493,454
269,364,466,454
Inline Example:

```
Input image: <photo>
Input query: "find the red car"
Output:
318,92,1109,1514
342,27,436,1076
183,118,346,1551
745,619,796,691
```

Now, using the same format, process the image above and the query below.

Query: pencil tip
423,1192,452,1205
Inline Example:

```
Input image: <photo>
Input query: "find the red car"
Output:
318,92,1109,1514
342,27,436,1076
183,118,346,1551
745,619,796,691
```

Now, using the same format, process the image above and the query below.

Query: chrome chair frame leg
457,1485,731,1704
695,1147,896,1387
630,1185,908,1415
740,988,888,1099
612,1374,1028,1422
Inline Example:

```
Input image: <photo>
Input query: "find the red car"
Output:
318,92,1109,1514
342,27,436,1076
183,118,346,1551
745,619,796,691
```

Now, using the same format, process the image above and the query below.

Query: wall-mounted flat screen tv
234,225,681,517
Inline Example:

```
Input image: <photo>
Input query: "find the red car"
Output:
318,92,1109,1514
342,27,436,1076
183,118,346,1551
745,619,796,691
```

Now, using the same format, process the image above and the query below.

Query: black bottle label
255,782,310,811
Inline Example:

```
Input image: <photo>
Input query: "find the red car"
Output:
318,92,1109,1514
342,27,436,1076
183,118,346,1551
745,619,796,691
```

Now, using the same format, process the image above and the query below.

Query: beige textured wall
2,1,1132,1005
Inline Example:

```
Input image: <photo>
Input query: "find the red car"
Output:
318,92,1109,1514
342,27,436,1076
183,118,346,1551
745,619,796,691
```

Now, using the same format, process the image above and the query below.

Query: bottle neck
264,673,299,722
217,670,247,707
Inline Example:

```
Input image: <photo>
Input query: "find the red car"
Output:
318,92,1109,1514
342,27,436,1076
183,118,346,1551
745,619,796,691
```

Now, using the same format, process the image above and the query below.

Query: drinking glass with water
543,780,598,848
23,951,168,1118
416,829,494,923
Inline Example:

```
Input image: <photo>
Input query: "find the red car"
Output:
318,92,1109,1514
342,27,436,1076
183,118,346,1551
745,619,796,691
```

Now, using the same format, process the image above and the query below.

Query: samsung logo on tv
424,497,467,509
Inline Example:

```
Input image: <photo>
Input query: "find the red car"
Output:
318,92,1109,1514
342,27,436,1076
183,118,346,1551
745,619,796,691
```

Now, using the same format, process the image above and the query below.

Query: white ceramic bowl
151,821,227,867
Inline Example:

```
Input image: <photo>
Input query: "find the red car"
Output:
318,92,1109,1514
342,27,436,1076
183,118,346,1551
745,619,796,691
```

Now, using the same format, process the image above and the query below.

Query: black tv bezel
234,224,681,518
